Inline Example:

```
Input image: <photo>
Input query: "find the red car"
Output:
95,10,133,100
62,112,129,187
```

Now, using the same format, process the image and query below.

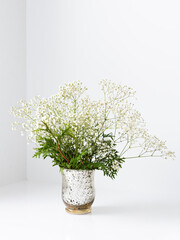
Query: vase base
65,208,91,215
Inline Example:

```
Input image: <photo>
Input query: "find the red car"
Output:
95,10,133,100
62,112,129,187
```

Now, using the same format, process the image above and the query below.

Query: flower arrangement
10,80,175,179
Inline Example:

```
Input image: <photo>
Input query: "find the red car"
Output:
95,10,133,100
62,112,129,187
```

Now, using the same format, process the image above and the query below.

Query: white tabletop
0,181,179,240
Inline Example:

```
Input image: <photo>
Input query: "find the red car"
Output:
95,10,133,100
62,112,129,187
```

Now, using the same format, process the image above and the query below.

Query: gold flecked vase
61,169,95,214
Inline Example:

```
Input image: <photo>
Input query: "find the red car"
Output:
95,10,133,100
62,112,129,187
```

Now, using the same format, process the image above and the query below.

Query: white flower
10,80,175,163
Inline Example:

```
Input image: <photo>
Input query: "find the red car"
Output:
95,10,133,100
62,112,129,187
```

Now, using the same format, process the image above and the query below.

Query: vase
61,169,95,214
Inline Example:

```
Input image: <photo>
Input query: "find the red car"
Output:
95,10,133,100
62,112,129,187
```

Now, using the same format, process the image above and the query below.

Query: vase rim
62,168,95,172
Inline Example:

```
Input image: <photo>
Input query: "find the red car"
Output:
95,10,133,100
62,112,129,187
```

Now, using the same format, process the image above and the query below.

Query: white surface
26,0,180,197
0,180,179,240
0,0,26,186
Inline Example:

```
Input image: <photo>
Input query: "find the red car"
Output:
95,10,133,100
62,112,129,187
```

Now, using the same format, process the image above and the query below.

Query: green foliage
33,123,124,179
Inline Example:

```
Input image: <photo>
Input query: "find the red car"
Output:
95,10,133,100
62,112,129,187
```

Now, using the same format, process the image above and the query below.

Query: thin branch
57,143,70,164
119,137,129,157
42,121,70,165
124,155,162,159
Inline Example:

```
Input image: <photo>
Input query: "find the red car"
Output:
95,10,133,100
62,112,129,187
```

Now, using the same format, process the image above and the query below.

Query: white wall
26,0,180,198
0,0,26,185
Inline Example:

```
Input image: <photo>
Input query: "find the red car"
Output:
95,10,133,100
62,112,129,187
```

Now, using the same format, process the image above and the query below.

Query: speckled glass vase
61,169,95,214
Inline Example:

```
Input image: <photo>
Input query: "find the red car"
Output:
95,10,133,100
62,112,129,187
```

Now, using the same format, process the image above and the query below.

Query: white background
0,0,180,239
26,0,180,196
0,0,26,186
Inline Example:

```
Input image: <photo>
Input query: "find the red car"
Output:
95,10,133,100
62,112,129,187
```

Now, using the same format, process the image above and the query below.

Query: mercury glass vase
61,169,95,214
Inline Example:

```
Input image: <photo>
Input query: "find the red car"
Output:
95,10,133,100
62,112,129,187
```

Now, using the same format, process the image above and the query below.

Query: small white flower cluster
10,80,175,171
